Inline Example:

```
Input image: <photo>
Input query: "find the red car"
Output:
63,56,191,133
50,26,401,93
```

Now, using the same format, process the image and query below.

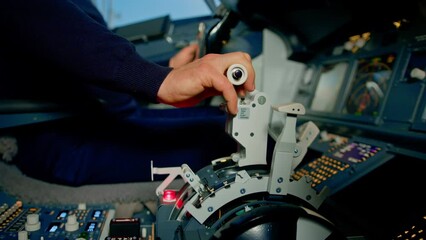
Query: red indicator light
176,198,184,209
163,190,177,203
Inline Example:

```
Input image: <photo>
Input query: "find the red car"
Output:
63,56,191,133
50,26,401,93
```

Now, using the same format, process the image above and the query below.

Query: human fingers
187,52,254,114
158,51,255,115
212,73,240,115
169,43,199,68
208,52,255,113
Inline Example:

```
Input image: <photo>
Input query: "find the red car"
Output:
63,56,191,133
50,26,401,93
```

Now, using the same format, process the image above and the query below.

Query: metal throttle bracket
151,63,328,210
267,103,327,208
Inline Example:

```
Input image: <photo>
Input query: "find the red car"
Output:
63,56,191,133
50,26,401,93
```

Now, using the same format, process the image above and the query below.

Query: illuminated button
163,190,177,203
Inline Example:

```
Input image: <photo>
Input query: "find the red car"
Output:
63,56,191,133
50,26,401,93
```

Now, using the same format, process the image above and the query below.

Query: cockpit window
92,0,214,29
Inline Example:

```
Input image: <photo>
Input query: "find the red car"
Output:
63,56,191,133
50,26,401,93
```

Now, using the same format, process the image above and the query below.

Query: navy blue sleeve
1,0,171,102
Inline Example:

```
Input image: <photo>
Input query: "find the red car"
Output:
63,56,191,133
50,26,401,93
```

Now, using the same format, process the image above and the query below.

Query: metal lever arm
205,10,239,54
151,161,206,197
268,103,327,208
268,103,305,194
293,121,320,170
225,90,270,167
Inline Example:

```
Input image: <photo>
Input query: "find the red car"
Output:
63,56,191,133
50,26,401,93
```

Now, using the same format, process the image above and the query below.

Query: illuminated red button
163,190,177,203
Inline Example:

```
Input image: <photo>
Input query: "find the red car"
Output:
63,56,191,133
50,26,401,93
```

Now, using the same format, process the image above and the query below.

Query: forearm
1,0,171,102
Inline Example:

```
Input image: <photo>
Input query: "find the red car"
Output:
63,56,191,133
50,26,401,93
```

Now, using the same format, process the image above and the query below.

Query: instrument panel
343,53,396,117
0,191,114,240
292,136,394,194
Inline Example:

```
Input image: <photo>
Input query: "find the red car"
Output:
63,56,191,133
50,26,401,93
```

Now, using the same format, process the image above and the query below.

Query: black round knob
232,68,243,80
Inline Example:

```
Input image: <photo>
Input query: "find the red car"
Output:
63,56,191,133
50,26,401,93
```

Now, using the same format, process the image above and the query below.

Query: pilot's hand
158,51,255,115
169,43,199,68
